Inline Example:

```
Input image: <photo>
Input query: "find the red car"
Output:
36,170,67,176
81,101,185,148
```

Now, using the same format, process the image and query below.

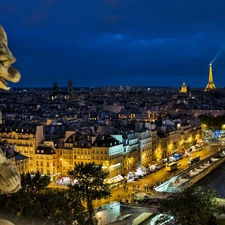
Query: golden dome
180,82,187,93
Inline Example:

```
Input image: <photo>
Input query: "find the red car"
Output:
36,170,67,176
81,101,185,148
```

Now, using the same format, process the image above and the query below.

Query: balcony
17,143,30,146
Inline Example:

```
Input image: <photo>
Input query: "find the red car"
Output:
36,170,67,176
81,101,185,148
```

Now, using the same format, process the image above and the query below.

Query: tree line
0,162,110,225
198,114,225,130
1,162,225,225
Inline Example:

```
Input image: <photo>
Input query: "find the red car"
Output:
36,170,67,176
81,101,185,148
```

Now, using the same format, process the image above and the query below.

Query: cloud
100,14,122,23
24,0,58,26
3,0,225,88
1,1,20,14
103,0,122,8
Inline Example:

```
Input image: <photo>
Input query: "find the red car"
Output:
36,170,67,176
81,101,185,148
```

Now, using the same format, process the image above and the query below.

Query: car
174,153,183,161
188,155,200,165
154,214,175,224
138,196,161,206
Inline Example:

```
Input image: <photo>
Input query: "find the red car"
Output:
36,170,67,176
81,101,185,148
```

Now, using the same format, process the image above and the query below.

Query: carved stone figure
0,148,21,194
0,25,22,225
0,25,20,90
0,219,14,225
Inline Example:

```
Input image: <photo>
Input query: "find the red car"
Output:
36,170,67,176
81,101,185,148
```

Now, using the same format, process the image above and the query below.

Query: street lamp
60,158,63,176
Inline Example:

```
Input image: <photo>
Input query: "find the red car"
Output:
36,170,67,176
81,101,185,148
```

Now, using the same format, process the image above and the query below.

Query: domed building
180,82,187,93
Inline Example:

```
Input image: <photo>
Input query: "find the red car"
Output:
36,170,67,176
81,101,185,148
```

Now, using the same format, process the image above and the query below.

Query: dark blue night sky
1,0,225,88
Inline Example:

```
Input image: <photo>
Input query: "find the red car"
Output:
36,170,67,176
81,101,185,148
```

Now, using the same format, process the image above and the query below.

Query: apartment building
35,141,58,175
62,133,124,179
136,129,152,168
155,116,202,163
1,145,29,174
0,125,44,172
0,113,202,181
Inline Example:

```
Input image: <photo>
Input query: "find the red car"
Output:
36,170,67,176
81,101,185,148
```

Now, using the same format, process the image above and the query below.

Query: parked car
138,196,161,206
174,153,183,161
188,155,200,165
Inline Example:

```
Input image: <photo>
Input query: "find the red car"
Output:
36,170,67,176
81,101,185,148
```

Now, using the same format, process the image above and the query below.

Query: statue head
0,25,20,90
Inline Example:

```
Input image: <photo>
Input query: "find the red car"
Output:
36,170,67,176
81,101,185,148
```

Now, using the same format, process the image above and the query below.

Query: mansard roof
36,145,56,154
92,135,122,147
1,145,18,159
64,132,88,144
0,125,36,134
157,130,169,138
15,153,28,161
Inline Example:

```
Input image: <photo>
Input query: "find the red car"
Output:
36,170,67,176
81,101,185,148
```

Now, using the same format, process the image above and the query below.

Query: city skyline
1,0,225,89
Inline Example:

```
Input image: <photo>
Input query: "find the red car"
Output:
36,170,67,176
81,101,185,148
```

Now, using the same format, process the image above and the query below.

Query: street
100,143,220,205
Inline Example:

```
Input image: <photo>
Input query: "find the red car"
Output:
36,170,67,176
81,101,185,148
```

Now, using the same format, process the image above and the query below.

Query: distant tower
68,80,73,96
180,82,187,93
205,63,216,91
53,82,58,92
187,84,191,97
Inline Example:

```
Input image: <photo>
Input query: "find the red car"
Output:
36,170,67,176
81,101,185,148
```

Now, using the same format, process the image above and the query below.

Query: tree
0,188,85,224
198,114,225,130
158,186,223,225
68,162,110,225
29,188,85,224
20,171,50,192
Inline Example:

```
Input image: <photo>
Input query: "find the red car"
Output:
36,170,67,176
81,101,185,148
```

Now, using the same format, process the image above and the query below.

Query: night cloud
103,0,122,8
1,0,225,88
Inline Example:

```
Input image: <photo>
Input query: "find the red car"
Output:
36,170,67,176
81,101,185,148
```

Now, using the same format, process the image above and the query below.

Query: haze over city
1,0,225,88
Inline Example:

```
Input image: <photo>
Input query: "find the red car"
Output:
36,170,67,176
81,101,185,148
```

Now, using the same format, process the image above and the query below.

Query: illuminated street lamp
202,124,208,130
60,158,63,176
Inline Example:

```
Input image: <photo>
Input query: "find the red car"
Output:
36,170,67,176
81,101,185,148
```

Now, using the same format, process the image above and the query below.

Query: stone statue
0,25,21,225
0,219,14,225
0,148,21,194
0,25,20,90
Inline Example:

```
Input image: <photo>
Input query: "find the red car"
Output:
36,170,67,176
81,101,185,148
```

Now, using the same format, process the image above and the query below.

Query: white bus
166,162,178,172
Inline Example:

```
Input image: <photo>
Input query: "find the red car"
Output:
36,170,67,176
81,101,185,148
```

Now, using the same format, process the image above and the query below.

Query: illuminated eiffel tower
204,62,216,91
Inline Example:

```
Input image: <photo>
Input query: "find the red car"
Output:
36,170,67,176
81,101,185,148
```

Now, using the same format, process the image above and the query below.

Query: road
48,141,222,208
97,143,221,206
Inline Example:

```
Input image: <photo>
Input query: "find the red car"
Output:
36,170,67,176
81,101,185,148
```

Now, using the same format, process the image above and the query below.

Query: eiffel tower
204,62,216,91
